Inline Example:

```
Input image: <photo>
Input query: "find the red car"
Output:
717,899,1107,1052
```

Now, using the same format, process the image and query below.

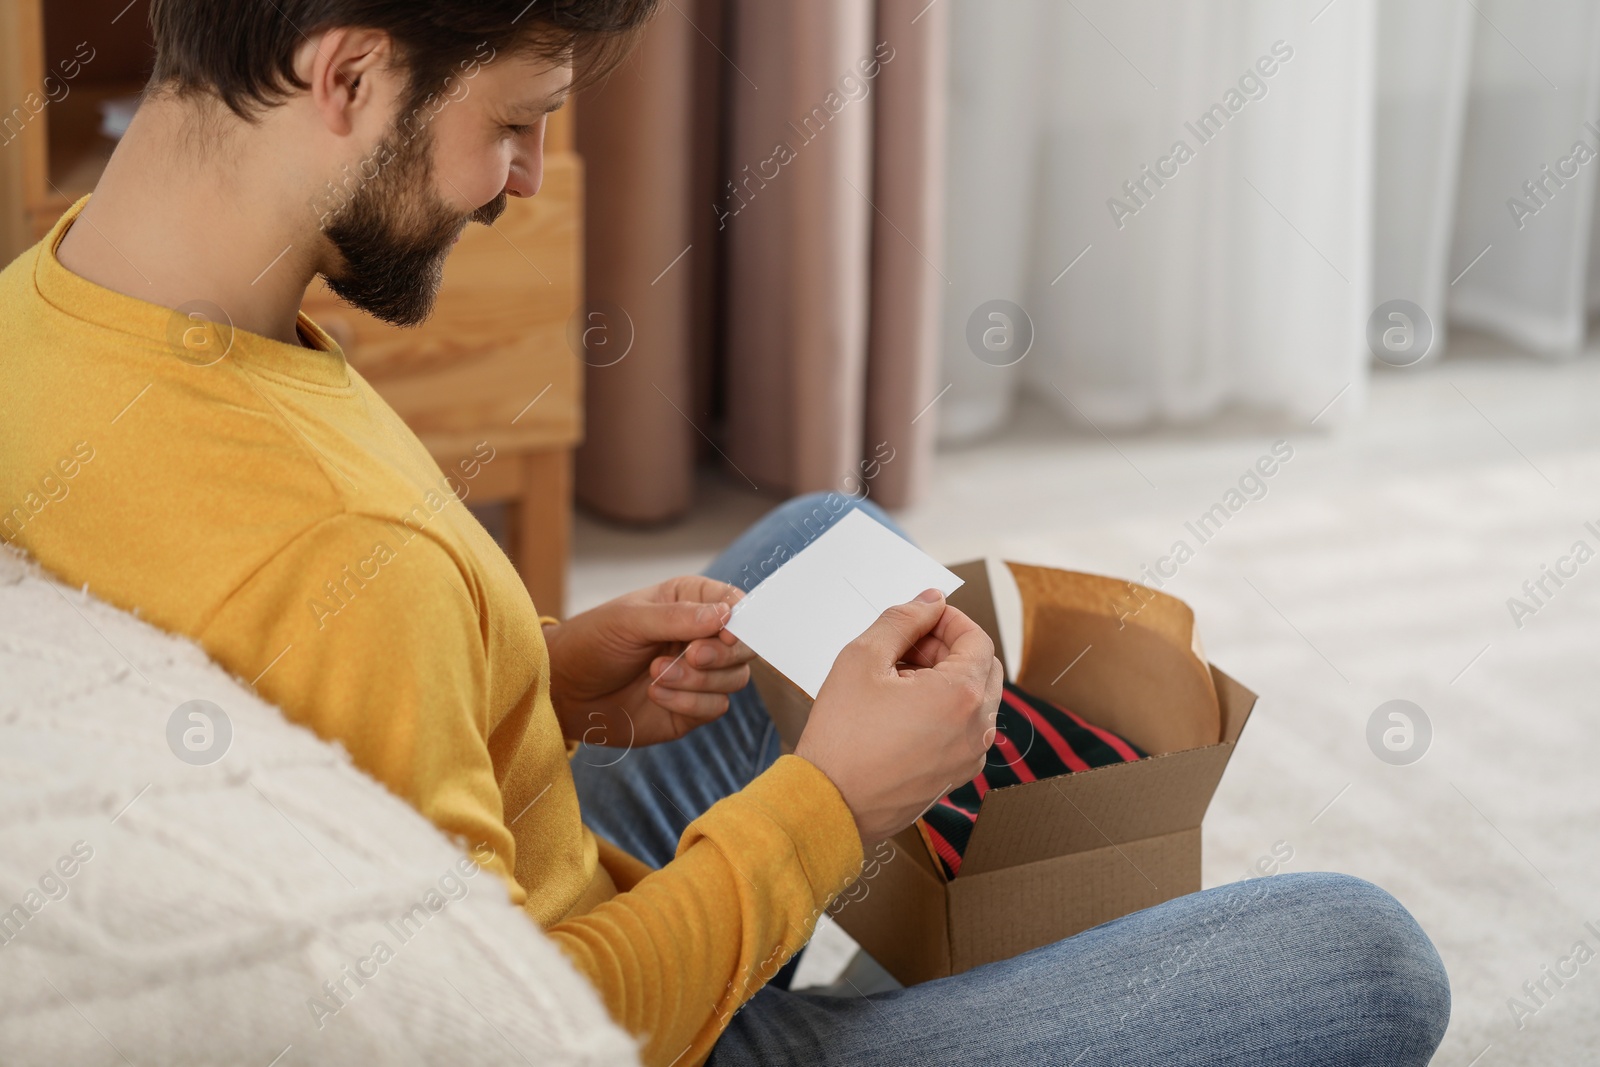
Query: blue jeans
571,493,1451,1066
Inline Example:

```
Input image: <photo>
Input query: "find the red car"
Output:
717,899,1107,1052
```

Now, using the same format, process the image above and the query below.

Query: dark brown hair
147,0,658,120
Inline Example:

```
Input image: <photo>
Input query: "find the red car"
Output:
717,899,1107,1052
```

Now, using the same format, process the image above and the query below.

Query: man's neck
56,94,329,347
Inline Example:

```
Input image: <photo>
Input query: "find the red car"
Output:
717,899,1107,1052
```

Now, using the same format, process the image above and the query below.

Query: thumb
847,588,946,669
629,599,732,644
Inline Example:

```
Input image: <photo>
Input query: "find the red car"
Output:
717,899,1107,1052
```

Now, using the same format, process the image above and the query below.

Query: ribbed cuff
720,754,865,906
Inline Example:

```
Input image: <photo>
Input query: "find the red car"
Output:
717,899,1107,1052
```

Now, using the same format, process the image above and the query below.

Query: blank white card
724,508,965,698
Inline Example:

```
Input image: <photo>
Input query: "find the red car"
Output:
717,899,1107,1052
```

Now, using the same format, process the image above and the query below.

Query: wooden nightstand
0,0,584,617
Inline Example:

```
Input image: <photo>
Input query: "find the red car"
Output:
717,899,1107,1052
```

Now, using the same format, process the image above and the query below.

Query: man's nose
505,160,544,198
505,149,544,199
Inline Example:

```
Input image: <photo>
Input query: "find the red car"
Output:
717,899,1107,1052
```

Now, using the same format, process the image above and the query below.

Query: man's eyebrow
507,91,572,118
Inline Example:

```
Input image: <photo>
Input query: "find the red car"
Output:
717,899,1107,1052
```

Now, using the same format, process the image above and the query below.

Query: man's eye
505,123,534,136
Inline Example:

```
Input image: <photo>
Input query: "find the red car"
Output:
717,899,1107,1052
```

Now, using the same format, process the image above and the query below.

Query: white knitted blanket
0,545,641,1066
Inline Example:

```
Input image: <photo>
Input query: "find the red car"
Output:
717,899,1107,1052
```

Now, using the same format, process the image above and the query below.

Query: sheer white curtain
939,0,1600,444
1372,0,1474,356
1447,0,1600,354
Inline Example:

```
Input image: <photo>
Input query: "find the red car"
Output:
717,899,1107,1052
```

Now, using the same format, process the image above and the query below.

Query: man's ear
297,26,395,136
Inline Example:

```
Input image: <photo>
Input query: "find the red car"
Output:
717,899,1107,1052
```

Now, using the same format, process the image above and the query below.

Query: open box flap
752,556,1259,882
957,743,1234,875
1212,665,1256,745
750,657,813,752
946,828,1199,973
1007,562,1221,756
828,823,954,984
957,661,1258,877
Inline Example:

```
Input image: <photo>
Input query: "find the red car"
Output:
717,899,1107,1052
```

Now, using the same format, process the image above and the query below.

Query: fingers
847,589,949,671
630,599,733,644
923,602,990,652
979,655,1004,750
628,577,751,645
901,631,953,670
649,656,751,695
682,636,754,669
648,638,752,682
644,683,734,723
927,605,996,677
888,606,991,693
658,575,745,612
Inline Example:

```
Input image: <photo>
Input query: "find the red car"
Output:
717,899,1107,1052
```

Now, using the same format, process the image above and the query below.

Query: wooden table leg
516,448,572,619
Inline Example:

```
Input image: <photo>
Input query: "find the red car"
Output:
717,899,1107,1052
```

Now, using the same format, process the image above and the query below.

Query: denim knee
1269,872,1451,1061
705,491,906,593
776,490,907,542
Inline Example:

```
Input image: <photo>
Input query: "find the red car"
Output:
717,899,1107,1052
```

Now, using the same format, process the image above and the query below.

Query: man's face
320,51,572,327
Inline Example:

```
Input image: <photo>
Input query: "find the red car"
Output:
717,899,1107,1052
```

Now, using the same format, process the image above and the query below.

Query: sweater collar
34,196,353,390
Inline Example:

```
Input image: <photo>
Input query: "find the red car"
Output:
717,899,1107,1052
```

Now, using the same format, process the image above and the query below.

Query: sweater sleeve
550,754,864,1067
196,513,524,900
198,512,867,1065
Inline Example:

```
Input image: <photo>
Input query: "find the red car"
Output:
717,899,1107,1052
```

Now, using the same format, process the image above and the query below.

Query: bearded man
0,3,1450,1065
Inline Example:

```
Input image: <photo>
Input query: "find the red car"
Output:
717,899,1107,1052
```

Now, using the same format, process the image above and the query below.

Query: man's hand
795,589,1003,850
543,576,754,749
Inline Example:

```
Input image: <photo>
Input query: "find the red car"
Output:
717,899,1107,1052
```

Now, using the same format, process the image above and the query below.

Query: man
0,2,1450,1064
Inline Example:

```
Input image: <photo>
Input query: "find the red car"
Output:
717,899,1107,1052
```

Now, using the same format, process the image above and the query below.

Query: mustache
469,192,508,227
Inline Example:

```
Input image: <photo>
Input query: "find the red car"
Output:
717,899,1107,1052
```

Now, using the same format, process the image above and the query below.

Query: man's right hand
794,589,1004,849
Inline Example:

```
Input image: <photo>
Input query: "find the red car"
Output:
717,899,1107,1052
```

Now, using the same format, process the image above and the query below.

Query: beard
322,122,506,328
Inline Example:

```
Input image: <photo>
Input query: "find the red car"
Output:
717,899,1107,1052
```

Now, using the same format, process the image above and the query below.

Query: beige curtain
575,0,949,523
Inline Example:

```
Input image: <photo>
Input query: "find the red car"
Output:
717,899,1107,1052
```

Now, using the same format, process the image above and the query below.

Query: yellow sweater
0,199,864,1066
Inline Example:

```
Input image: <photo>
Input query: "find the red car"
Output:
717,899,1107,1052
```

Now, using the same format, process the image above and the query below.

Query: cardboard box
751,558,1258,986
